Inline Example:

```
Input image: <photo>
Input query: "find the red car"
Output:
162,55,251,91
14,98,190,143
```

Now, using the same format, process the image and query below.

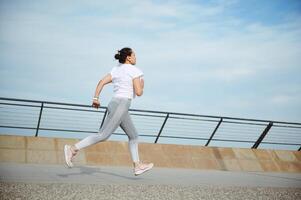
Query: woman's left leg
120,110,154,175
119,110,140,163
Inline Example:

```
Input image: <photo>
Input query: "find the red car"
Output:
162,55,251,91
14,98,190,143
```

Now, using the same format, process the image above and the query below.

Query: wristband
93,97,99,100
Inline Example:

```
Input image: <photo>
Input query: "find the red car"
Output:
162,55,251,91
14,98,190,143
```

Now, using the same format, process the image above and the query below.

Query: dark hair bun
114,53,120,60
114,47,132,63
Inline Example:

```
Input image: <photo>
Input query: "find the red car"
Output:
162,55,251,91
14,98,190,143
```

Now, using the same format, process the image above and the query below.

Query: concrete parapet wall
0,135,300,172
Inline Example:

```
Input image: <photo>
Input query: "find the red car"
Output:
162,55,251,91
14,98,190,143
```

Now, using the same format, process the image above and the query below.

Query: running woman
64,47,154,176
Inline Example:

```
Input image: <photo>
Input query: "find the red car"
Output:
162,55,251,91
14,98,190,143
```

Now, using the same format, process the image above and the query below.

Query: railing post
99,108,108,129
35,102,44,137
252,122,273,149
154,113,169,143
205,117,223,146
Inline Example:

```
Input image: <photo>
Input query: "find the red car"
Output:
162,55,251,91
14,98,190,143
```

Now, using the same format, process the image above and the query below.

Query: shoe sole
64,145,73,168
135,163,154,176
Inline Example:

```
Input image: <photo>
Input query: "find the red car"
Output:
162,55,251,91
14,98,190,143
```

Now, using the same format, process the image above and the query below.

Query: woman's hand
92,99,100,109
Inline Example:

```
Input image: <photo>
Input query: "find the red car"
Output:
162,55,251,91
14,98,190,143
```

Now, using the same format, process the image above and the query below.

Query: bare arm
94,74,112,98
133,76,144,96
140,78,144,90
92,74,112,108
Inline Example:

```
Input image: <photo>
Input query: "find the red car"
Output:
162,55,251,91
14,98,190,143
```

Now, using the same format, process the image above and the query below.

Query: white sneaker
134,162,154,176
64,145,74,168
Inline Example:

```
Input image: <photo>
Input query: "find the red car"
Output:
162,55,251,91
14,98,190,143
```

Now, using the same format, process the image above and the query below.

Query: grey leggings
74,97,139,162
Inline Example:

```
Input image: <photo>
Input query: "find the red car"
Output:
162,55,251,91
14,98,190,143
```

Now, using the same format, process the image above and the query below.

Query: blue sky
0,0,301,122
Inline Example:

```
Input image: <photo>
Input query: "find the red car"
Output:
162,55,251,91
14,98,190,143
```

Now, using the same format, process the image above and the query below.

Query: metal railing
0,97,300,151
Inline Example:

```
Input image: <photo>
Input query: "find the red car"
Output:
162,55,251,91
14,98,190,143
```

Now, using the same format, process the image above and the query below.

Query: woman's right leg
74,99,126,150
64,98,129,168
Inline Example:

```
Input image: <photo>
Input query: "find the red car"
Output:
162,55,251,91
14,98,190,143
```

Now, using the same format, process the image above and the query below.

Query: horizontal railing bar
15,114,100,120
130,113,166,118
0,102,104,114
271,125,301,129
269,129,301,133
43,105,105,113
0,126,96,133
0,111,97,118
0,116,38,120
112,132,156,138
164,125,263,131
212,135,262,138
0,123,38,127
159,136,299,145
0,102,41,108
263,141,301,144
167,112,270,123
157,129,213,134
212,139,301,146
36,125,101,130
164,124,265,131
0,125,36,130
168,116,220,122
210,139,254,143
158,135,225,141
35,124,101,129
222,120,268,126
0,97,99,109
35,116,102,121
263,137,301,141
213,128,265,132
259,142,301,146
0,112,39,117
1,97,301,125
36,124,158,130
259,136,301,140
35,128,98,134
161,117,269,127
131,119,163,123
132,122,165,127
270,131,301,135
168,114,301,125
160,123,215,127
159,135,254,142
0,119,99,126
161,130,260,136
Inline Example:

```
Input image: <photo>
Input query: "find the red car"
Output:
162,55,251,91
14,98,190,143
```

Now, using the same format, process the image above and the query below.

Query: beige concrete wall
0,135,300,172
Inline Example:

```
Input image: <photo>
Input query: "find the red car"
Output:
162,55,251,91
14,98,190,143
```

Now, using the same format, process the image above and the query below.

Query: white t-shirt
110,64,144,99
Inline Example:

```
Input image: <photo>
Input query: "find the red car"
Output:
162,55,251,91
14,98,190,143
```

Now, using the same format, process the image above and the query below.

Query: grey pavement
1,162,301,200
0,162,301,187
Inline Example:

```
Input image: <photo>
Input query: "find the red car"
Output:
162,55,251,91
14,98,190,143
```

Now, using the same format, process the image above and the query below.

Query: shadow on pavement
56,166,143,181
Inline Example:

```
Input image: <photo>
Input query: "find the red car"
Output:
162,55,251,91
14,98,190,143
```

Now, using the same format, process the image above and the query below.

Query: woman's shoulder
110,64,122,71
127,65,143,78
126,65,142,72
114,64,143,75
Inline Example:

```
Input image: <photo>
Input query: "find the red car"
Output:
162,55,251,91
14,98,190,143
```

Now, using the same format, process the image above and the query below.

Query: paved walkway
1,163,301,187
1,163,301,199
